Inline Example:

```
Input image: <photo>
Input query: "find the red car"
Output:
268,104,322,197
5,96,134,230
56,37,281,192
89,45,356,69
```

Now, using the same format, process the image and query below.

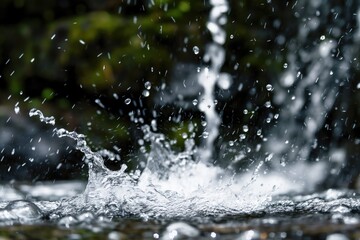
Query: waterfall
266,1,360,175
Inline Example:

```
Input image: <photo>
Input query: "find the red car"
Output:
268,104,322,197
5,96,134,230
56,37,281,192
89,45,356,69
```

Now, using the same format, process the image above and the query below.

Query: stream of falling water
197,0,232,162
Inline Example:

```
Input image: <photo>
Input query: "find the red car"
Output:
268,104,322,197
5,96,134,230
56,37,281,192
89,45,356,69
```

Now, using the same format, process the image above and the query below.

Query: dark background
0,0,359,187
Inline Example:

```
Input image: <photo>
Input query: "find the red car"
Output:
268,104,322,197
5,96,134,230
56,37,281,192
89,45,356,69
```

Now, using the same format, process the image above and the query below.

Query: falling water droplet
142,90,150,97
14,103,20,114
243,125,249,132
95,99,105,109
193,46,200,55
203,131,209,138
124,98,131,105
192,99,198,106
265,101,272,108
144,81,152,90
266,84,273,91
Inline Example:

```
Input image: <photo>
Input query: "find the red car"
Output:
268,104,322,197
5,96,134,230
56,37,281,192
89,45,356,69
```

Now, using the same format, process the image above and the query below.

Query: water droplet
182,133,188,139
229,34,234,39
320,35,325,40
283,63,288,69
144,81,152,90
192,99,198,106
79,39,86,45
124,98,131,105
266,84,273,91
240,134,246,140
95,99,105,109
217,73,232,90
193,46,200,55
138,139,144,146
142,90,150,97
281,72,295,87
14,104,20,114
243,125,249,132
203,131,209,138
265,101,272,108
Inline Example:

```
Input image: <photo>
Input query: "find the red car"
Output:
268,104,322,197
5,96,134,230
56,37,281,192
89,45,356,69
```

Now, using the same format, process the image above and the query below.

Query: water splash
27,109,283,219
29,108,55,125
1,1,359,233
